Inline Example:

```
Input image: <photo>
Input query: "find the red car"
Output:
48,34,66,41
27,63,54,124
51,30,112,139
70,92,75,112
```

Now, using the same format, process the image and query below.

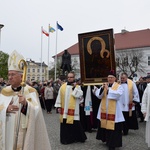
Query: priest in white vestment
55,71,87,144
120,72,140,135
141,83,150,148
0,50,51,150
95,70,124,150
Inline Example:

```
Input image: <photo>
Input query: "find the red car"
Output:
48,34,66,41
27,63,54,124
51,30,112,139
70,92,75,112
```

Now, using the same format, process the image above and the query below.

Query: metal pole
48,24,50,80
54,22,58,81
41,26,43,82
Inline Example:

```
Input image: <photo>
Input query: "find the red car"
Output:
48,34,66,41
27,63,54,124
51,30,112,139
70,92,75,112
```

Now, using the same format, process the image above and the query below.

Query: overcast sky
0,0,150,65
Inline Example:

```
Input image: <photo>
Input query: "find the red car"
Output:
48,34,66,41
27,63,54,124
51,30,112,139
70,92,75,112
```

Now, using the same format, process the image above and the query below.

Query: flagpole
48,24,50,80
40,26,43,82
54,21,58,81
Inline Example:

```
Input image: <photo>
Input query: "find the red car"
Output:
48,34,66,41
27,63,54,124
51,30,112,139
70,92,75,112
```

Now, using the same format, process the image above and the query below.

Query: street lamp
0,24,4,50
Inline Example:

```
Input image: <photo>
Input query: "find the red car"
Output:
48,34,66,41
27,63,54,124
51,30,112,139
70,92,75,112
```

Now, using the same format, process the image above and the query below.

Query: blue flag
57,22,63,31
49,26,55,33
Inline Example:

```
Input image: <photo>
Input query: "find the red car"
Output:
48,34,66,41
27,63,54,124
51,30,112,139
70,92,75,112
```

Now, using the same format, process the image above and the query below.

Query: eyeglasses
8,73,19,77
68,76,74,78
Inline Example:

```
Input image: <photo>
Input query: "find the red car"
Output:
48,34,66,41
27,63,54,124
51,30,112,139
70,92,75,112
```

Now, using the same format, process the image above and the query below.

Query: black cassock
60,119,87,144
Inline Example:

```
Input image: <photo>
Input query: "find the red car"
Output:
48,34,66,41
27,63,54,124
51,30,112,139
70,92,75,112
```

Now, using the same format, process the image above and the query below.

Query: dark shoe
139,120,144,122
123,133,128,136
88,130,92,133
123,130,128,135
109,147,115,150
61,141,68,145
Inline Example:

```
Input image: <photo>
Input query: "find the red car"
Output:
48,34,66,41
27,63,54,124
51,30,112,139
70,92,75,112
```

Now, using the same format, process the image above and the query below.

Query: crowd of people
22,71,149,150
1,70,150,149
0,50,150,150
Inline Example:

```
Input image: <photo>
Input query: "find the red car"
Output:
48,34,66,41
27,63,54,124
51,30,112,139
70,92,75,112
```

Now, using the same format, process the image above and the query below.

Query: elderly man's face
107,75,116,84
8,70,22,88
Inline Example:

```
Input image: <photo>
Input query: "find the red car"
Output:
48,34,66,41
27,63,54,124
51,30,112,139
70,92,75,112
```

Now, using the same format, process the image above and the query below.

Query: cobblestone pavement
43,109,149,150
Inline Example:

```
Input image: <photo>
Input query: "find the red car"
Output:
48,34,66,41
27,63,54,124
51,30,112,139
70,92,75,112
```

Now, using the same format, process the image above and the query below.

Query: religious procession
0,28,150,150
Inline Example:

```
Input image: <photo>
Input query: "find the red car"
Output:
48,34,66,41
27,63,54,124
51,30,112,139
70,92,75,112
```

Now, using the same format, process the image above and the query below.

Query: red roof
56,29,150,56
115,28,150,50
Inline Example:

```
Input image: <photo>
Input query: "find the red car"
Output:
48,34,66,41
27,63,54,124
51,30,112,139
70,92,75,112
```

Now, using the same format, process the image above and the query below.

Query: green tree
0,51,9,80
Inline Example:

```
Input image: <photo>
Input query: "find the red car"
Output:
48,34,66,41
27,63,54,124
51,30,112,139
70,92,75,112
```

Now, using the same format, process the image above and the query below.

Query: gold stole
60,83,76,124
101,82,119,130
127,79,133,116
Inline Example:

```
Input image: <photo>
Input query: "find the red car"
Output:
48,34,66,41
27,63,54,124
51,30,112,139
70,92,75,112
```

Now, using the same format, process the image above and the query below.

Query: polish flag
42,29,49,37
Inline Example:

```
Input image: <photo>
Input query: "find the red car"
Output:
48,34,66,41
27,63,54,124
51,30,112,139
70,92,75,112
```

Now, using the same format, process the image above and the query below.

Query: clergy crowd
0,50,150,150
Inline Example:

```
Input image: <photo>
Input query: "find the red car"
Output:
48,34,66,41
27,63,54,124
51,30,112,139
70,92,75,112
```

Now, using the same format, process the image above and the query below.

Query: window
28,68,30,73
37,69,40,73
32,68,35,72
42,68,44,73
148,56,150,66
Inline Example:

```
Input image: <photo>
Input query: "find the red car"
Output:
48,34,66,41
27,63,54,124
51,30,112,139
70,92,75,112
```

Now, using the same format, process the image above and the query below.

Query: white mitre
8,50,24,72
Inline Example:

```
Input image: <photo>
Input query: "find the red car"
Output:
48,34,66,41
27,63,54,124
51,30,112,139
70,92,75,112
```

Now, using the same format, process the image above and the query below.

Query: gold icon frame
78,28,116,85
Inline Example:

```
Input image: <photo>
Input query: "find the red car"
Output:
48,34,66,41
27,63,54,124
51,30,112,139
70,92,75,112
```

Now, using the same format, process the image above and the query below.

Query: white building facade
26,60,48,82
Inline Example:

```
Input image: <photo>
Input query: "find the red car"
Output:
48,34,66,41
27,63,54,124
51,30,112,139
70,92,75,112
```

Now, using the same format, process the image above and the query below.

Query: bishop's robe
0,85,51,150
